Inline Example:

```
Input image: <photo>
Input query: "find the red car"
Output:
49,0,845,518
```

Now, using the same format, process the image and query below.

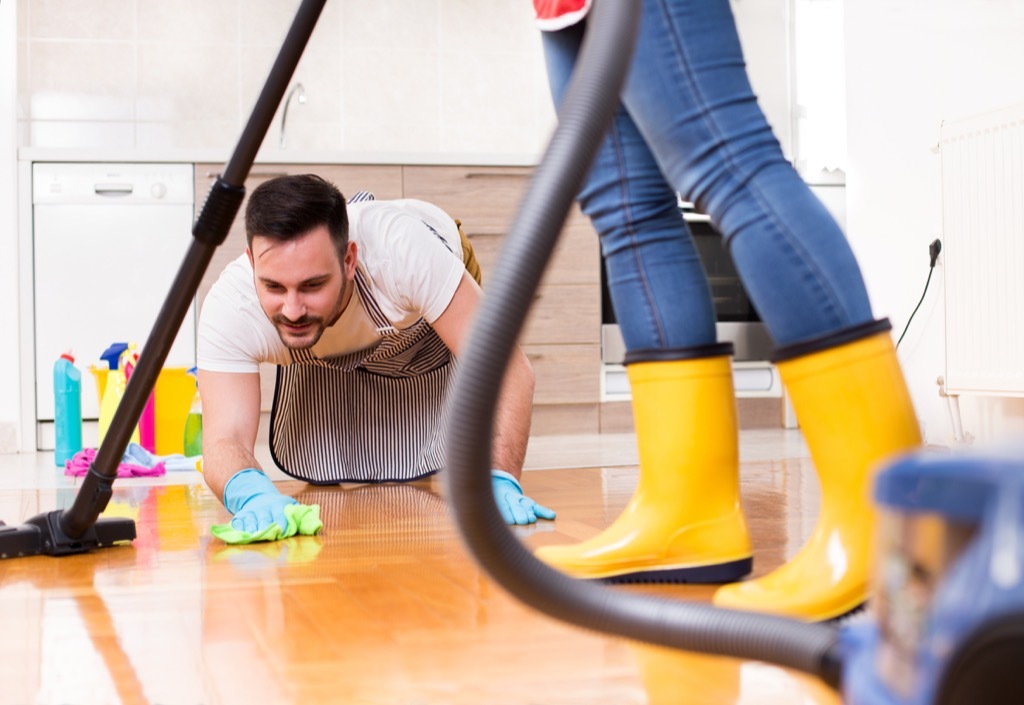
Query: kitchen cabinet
195,163,603,433
402,165,602,434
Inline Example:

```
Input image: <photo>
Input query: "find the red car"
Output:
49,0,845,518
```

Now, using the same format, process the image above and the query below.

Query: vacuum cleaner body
844,451,1024,704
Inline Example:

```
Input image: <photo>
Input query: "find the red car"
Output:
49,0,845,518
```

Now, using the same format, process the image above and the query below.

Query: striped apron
268,270,455,484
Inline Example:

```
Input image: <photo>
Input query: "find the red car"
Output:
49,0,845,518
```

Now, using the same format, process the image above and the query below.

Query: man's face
248,225,356,350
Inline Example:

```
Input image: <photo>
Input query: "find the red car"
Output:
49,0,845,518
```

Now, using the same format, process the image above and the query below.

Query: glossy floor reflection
0,430,840,705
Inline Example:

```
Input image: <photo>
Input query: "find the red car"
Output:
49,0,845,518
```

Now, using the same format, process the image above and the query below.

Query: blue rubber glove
222,468,298,535
491,469,556,526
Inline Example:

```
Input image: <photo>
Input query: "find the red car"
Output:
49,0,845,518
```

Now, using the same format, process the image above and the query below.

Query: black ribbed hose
443,0,843,689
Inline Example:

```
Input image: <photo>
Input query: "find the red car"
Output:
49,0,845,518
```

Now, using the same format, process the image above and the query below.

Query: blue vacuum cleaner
441,1,1024,702
844,451,1024,704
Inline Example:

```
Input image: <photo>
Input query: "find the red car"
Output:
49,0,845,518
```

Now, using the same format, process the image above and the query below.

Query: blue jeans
542,0,873,350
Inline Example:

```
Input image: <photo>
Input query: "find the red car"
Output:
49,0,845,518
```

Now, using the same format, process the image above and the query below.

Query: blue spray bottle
53,351,83,466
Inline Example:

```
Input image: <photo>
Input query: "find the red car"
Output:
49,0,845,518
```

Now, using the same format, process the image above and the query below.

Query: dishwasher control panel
33,162,194,206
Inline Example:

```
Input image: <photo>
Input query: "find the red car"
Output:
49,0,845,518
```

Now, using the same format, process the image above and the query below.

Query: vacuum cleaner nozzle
0,510,135,558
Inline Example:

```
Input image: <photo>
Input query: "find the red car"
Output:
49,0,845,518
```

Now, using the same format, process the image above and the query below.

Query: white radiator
940,103,1024,396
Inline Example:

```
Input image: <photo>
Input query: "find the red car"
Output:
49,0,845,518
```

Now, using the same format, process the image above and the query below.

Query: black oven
600,201,773,363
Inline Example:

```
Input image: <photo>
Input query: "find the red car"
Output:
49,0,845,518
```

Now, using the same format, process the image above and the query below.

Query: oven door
599,209,773,364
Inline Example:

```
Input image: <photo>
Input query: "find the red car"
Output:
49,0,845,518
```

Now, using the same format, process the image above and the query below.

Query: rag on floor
64,443,201,478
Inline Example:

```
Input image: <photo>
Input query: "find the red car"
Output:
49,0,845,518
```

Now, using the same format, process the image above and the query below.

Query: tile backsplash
16,0,556,157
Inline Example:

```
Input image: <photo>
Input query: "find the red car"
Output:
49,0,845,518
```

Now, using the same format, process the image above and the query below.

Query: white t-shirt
197,198,466,374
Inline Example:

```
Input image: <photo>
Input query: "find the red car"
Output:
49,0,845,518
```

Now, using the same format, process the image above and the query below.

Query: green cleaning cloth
213,536,324,568
211,502,323,545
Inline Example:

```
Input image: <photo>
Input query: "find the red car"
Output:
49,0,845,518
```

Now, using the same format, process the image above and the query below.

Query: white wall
845,0,1024,445
15,0,554,156
1,2,21,452
732,0,793,161
12,0,785,159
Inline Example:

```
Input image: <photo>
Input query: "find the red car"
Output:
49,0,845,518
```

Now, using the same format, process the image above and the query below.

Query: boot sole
596,557,753,585
824,600,868,625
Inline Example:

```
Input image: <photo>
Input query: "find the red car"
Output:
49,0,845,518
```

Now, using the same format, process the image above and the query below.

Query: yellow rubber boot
713,322,922,621
535,347,752,582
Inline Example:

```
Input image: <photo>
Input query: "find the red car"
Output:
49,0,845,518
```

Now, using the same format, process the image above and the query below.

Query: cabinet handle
464,171,528,179
94,183,133,196
205,171,291,180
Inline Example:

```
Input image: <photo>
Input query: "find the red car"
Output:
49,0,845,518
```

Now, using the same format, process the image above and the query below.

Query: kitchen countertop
18,148,843,185
18,147,543,167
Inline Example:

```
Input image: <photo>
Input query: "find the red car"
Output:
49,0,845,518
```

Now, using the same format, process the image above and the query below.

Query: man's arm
197,368,263,501
199,368,322,542
430,270,535,480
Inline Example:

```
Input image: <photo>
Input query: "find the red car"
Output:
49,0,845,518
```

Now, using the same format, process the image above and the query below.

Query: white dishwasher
33,163,197,442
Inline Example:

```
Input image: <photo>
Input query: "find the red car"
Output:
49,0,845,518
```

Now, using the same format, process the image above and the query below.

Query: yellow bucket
90,366,196,455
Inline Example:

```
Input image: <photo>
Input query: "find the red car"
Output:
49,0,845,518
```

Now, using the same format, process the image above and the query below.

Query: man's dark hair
245,174,349,259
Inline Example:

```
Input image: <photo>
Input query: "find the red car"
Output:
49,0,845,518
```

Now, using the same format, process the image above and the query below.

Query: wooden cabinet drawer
523,343,601,405
402,165,531,235
470,282,599,347
553,216,601,285
467,218,599,289
403,165,600,288
521,284,599,346
529,403,600,436
313,164,405,202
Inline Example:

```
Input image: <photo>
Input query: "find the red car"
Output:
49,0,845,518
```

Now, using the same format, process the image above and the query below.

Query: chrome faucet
279,82,307,149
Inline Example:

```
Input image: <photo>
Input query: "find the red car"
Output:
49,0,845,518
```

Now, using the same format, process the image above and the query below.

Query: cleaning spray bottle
53,351,83,466
97,342,140,446
183,366,203,458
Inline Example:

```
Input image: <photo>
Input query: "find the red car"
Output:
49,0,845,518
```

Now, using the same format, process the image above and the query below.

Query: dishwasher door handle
94,183,134,197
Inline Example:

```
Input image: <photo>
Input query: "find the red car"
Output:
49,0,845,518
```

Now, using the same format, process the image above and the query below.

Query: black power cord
896,238,942,348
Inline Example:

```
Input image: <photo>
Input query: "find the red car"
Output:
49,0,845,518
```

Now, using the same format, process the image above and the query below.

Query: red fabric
533,0,591,30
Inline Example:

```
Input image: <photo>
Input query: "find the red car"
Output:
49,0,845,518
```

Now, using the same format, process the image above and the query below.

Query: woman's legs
537,21,750,583
619,0,874,346
538,0,920,617
610,0,919,618
543,0,874,347
542,24,717,351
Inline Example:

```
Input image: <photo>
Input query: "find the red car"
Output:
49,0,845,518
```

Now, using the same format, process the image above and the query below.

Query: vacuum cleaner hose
444,0,843,689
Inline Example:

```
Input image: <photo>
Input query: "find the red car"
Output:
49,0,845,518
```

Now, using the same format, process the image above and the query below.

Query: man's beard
271,277,350,350
271,313,327,350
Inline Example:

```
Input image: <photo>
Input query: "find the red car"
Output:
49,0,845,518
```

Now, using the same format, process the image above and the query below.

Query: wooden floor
0,430,841,705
